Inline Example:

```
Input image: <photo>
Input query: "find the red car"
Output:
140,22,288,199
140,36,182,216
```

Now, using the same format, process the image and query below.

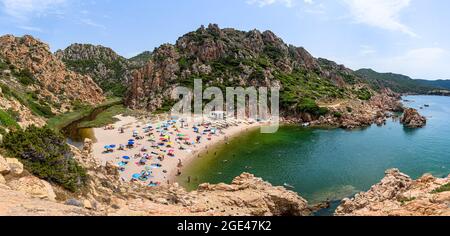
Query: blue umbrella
128,141,134,146
122,156,130,160
132,174,141,179
109,144,116,148
104,145,111,149
128,139,135,142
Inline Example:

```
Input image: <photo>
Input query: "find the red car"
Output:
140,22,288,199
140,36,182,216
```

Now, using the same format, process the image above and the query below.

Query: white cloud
80,18,106,29
359,45,376,55
346,47,449,79
17,25,43,32
0,0,66,21
247,0,295,8
379,48,448,78
343,0,417,37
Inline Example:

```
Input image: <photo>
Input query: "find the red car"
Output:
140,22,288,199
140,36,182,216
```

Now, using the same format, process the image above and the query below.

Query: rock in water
400,108,427,128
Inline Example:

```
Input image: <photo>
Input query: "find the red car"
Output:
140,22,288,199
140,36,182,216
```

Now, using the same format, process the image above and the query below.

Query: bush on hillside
1,126,87,192
297,98,329,116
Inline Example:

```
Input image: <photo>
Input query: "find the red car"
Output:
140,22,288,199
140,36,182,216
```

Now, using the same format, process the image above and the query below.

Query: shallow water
177,96,450,209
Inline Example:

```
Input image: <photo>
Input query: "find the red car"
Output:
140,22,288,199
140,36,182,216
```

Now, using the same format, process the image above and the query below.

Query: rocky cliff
0,35,105,131
0,35,104,107
125,24,372,117
335,169,450,216
55,43,131,97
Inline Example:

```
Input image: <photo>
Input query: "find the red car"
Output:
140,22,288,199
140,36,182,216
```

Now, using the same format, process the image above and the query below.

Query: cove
176,95,450,213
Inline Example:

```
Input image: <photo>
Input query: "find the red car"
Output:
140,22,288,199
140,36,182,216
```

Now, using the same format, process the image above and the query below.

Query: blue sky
0,0,449,80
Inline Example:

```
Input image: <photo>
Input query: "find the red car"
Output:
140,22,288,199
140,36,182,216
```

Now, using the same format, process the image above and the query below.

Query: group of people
103,117,226,187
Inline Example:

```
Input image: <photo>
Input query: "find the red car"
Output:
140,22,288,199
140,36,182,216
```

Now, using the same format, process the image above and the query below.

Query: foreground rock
7,176,57,201
0,187,96,216
336,169,450,216
401,108,427,128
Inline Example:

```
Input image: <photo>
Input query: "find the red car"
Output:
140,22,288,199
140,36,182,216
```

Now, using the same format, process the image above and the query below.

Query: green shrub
0,109,20,130
14,69,36,86
356,88,372,100
333,111,343,118
2,126,87,192
431,183,450,193
27,100,54,118
297,98,329,116
0,84,12,98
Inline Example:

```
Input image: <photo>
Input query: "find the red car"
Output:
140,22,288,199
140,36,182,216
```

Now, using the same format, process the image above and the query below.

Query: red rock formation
0,35,104,109
401,108,427,128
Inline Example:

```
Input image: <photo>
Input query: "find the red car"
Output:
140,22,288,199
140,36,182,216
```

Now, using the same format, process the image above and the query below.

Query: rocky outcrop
0,155,10,174
309,88,403,129
4,158,23,175
55,44,131,96
0,187,96,216
401,108,427,128
336,169,450,216
0,35,104,112
188,173,311,216
7,176,56,201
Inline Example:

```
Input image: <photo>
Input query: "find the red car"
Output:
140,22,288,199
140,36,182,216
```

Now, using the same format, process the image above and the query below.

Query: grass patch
47,97,122,131
431,183,450,193
398,196,416,205
0,109,20,130
77,104,131,128
1,126,87,192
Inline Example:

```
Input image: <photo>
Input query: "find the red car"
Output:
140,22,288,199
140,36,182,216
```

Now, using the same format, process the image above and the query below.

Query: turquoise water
178,96,450,208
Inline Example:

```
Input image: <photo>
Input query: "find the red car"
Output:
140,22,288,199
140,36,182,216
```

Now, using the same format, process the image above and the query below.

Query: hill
355,69,439,94
0,35,104,132
125,24,375,117
55,44,131,97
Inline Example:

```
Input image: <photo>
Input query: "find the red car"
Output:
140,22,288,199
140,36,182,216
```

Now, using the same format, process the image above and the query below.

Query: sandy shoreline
91,114,263,186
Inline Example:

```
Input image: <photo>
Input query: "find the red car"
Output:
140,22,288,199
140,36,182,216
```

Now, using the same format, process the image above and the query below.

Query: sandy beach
91,114,263,186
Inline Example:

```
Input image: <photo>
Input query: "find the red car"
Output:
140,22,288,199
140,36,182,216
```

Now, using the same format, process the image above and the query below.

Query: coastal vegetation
0,108,20,131
77,104,135,128
1,126,87,192
431,183,450,193
47,97,122,131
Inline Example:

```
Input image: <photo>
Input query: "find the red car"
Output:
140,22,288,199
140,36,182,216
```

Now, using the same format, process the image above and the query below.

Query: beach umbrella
109,145,116,148
104,145,111,149
128,139,135,142
132,174,141,179
122,156,130,160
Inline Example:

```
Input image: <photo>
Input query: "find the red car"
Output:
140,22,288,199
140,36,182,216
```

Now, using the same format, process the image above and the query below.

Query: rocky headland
336,169,450,216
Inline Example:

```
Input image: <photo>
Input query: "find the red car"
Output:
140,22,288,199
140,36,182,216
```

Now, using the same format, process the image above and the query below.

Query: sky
0,0,449,80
